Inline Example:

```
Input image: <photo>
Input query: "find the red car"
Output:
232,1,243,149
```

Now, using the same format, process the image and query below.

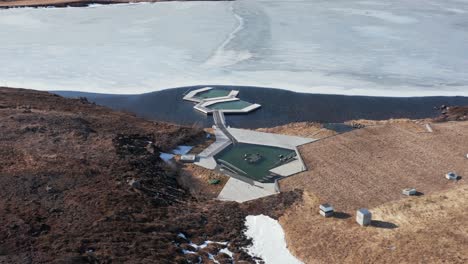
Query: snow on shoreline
244,215,303,264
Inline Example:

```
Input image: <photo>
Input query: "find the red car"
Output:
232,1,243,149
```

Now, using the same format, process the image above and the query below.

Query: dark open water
54,85,468,128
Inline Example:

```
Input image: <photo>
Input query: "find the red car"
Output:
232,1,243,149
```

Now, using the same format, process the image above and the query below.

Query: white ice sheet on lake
1,0,468,96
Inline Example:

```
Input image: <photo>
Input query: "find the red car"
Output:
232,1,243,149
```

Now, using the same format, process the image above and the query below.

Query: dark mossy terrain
0,87,300,263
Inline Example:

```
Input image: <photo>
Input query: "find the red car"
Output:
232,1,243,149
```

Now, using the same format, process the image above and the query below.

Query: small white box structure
356,208,372,226
180,154,196,163
445,172,458,180
402,188,417,196
319,203,334,217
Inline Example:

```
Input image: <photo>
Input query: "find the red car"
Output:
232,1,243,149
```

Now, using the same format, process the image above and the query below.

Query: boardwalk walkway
213,110,238,144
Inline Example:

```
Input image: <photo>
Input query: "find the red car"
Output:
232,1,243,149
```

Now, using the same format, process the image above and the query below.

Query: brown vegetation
0,87,300,263
276,119,467,263
280,121,467,211
256,122,337,139
280,185,468,263
434,106,468,122
177,163,229,199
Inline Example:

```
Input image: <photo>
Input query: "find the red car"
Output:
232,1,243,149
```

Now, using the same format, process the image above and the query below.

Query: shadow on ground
371,220,398,229
333,212,351,219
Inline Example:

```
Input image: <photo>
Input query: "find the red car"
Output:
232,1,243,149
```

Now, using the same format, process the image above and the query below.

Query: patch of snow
244,215,303,264
175,232,232,262
172,145,193,155
219,247,234,258
177,233,187,240
182,249,196,255
208,253,220,264
159,153,174,162
189,240,228,250
127,179,135,186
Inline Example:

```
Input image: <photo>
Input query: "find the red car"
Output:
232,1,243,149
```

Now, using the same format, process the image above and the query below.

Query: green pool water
215,143,296,182
208,100,252,110
194,89,230,99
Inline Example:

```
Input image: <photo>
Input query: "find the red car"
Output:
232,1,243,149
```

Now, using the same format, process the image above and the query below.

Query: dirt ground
280,185,468,263
173,128,229,199
280,120,468,211
177,163,229,199
256,122,337,139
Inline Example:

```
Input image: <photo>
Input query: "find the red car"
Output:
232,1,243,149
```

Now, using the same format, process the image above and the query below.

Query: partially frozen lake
1,0,468,96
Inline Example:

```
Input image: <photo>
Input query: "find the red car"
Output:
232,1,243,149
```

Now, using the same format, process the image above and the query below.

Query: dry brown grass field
280,185,467,263
256,122,337,139
277,120,467,263
280,121,468,211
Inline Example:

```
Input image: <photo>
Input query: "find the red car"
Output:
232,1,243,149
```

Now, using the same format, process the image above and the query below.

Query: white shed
402,188,417,196
356,208,372,226
319,203,334,217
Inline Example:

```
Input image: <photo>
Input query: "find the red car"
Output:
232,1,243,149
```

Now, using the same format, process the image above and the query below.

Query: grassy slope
0,87,301,263
276,119,467,263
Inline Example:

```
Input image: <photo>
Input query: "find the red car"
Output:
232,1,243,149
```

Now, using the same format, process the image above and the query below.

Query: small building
180,154,196,163
356,208,372,226
445,172,458,180
319,203,334,217
402,188,417,196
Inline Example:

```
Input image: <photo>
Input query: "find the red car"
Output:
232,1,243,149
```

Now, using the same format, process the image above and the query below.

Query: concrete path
214,111,238,144
197,117,316,202
213,110,226,127
195,127,231,169
217,177,277,203
269,158,306,177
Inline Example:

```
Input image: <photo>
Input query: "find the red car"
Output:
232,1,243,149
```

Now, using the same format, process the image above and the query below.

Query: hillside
281,120,467,211
278,119,468,263
0,87,299,263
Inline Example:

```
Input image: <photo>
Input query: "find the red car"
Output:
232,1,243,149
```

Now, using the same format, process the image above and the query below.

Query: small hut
356,208,372,226
319,203,334,217
402,188,417,196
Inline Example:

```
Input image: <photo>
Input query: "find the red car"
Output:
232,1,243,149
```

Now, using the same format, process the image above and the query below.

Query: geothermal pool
1,0,468,96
